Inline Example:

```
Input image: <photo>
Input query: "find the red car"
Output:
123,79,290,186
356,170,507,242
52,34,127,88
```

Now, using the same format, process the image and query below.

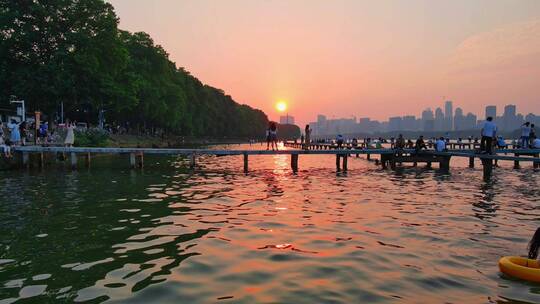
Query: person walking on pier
303,124,311,150
480,117,497,154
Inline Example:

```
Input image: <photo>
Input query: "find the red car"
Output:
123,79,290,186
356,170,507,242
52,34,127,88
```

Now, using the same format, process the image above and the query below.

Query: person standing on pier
19,121,27,146
268,121,278,151
7,120,20,146
480,117,497,154
64,121,75,147
520,122,531,148
304,124,311,150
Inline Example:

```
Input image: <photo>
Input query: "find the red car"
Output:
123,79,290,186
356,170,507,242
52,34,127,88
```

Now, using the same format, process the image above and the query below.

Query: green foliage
0,0,268,139
74,129,110,147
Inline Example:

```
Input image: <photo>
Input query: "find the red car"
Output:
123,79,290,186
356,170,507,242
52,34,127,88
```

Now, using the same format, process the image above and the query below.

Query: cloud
447,19,540,74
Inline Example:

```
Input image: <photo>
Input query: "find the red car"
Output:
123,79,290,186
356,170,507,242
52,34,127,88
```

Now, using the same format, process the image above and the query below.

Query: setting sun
276,101,287,112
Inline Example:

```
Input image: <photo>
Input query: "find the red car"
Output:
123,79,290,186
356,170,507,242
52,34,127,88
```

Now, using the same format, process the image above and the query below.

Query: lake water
0,144,539,303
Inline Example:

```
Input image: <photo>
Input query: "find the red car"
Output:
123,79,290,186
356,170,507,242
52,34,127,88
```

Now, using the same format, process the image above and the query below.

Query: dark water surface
1,144,539,303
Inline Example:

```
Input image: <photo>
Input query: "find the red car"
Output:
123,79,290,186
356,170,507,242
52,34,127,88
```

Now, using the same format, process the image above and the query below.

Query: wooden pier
10,145,540,180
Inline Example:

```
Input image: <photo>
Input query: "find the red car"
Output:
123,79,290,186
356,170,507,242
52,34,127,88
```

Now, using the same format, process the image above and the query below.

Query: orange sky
108,0,540,125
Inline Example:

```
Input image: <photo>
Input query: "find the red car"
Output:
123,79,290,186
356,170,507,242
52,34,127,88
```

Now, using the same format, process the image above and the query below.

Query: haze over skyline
108,0,540,126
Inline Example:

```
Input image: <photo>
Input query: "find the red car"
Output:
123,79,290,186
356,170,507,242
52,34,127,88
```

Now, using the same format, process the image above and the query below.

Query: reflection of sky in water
0,144,539,303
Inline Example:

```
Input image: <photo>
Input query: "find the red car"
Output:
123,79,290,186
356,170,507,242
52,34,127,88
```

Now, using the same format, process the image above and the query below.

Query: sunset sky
108,0,540,125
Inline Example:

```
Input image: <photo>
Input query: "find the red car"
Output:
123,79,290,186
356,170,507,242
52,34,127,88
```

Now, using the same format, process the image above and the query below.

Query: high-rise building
388,117,402,131
421,108,434,132
402,115,416,130
501,104,519,131
444,100,453,130
454,107,464,130
435,107,444,131
279,115,294,125
485,105,496,119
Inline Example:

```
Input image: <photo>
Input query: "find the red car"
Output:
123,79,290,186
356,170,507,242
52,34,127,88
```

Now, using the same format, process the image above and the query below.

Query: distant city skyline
306,101,540,136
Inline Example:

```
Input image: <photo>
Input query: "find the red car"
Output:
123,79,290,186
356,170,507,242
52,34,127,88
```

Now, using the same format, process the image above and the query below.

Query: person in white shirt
521,122,531,148
480,117,497,154
435,137,446,152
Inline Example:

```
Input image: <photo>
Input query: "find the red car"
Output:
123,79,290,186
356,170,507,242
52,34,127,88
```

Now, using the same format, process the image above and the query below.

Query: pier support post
291,154,299,173
70,152,77,170
426,161,432,169
389,155,396,170
534,153,539,169
130,153,136,169
380,154,388,169
481,158,493,181
39,152,45,168
342,154,348,172
22,152,29,168
514,153,520,169
190,153,196,169
440,156,451,171
469,157,474,168
85,153,91,168
243,153,248,173
336,154,341,172
137,153,144,168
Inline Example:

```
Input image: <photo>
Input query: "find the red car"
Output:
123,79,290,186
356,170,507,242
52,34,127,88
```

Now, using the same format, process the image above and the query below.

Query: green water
0,148,539,303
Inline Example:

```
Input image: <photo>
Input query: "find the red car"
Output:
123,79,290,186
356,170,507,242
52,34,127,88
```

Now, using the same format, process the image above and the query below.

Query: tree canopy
0,0,269,138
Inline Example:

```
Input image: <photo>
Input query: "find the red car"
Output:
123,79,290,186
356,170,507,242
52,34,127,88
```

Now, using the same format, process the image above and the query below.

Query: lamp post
10,99,25,121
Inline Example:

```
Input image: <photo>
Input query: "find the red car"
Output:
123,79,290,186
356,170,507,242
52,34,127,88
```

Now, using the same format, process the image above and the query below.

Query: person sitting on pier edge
528,227,540,262
303,124,311,150
496,136,507,149
532,135,540,149
406,139,414,149
414,136,427,154
521,122,531,148
0,134,12,158
336,134,344,149
480,116,497,154
435,137,447,152
352,138,358,148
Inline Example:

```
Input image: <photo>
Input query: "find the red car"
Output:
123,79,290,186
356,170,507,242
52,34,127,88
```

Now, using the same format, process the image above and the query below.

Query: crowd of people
0,119,79,158
289,117,540,154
